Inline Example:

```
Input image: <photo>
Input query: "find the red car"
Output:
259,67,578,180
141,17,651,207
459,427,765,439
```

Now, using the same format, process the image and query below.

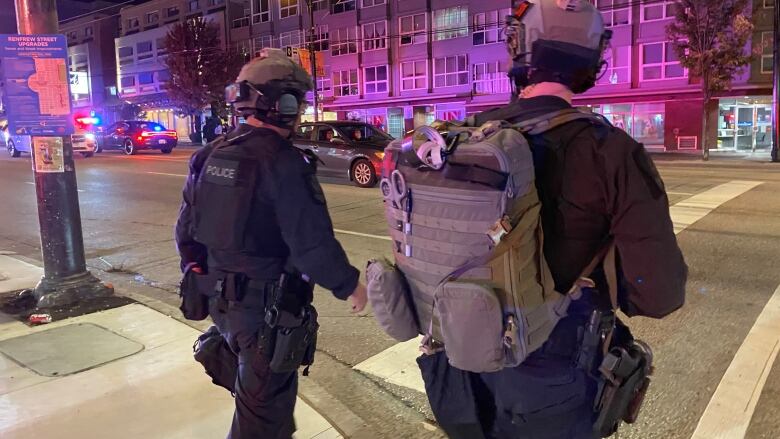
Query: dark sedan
97,121,178,155
293,121,393,188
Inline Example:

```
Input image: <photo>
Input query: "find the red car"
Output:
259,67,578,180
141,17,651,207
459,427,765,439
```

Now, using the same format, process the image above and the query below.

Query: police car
1,119,98,158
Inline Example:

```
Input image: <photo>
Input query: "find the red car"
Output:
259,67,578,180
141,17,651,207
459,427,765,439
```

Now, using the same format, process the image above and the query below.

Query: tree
163,17,242,142
668,0,756,160
119,102,146,121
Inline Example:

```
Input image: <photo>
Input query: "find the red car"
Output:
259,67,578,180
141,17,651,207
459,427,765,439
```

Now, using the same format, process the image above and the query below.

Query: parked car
97,121,178,155
292,121,393,188
2,120,98,158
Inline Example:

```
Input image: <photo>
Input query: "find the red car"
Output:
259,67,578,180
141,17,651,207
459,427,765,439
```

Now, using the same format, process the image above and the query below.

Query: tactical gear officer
175,49,368,439
417,1,686,438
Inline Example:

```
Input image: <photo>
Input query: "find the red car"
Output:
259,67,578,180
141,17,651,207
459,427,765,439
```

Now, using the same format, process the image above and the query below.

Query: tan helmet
505,0,611,94
227,48,314,127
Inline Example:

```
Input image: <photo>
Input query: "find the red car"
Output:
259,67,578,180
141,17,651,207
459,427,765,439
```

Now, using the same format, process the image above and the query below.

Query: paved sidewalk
0,254,341,439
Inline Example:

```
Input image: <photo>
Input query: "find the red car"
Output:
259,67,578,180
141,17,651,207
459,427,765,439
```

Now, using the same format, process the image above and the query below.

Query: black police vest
192,135,286,256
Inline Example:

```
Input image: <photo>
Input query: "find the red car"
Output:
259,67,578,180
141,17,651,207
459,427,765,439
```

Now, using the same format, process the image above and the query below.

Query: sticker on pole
0,34,73,136
32,137,65,173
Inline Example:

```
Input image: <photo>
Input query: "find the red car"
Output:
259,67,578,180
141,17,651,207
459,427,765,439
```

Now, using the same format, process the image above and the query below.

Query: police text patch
203,158,241,186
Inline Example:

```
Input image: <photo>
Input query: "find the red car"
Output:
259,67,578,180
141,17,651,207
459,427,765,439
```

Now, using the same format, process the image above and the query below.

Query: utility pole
305,0,319,122
13,0,112,307
772,0,779,162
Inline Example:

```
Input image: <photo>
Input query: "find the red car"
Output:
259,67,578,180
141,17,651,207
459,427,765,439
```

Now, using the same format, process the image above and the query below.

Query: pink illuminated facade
225,0,775,151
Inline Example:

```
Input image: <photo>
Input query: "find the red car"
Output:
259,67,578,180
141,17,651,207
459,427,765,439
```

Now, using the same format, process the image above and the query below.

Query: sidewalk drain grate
0,323,143,377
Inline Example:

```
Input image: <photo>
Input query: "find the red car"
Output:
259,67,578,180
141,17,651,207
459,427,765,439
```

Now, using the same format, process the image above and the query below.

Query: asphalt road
1,146,779,438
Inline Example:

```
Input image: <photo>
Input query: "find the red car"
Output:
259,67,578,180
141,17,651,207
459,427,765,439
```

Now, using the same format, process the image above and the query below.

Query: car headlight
85,133,95,140
374,152,385,160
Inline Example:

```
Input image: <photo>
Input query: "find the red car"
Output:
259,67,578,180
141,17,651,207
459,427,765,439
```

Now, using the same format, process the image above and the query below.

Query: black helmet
225,48,313,128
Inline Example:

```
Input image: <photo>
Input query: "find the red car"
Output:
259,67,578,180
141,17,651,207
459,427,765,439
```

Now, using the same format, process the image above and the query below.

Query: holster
179,267,219,321
592,340,654,437
263,272,319,375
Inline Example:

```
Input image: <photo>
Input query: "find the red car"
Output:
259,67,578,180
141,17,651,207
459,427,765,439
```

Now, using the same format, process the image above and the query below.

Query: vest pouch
436,281,505,373
194,153,258,252
366,259,420,342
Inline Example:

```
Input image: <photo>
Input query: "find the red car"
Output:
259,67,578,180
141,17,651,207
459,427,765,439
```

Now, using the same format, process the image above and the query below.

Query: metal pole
13,0,113,307
771,0,779,162
306,0,319,122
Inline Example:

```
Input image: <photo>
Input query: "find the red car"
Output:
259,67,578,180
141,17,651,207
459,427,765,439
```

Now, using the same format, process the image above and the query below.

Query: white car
2,121,98,158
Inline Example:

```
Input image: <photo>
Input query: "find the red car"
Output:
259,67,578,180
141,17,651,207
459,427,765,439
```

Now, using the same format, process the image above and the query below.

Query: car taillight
140,131,154,137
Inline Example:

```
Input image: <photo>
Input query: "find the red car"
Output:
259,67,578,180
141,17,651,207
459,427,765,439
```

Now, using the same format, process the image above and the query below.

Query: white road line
354,180,765,399
334,229,392,241
145,172,187,177
691,283,780,439
669,180,762,234
25,182,84,192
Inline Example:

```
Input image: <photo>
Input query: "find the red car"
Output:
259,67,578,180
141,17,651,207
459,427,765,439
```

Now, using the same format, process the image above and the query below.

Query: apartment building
114,0,228,138
60,12,122,121
226,0,775,151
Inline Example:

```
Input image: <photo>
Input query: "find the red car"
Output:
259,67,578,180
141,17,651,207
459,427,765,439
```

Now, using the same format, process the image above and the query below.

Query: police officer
175,49,367,439
418,1,687,438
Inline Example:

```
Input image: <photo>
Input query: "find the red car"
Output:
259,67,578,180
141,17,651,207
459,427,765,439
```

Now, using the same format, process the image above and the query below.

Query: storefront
588,102,666,148
335,102,467,139
717,96,774,151
144,108,193,140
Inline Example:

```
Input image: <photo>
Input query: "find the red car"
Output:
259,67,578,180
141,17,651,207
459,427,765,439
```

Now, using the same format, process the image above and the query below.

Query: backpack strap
513,108,608,136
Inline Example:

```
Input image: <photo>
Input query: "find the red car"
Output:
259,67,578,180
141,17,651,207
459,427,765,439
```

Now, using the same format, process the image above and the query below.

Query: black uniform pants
418,294,600,439
209,285,298,439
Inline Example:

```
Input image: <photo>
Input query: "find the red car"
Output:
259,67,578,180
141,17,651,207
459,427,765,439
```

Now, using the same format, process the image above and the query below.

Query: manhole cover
0,323,143,377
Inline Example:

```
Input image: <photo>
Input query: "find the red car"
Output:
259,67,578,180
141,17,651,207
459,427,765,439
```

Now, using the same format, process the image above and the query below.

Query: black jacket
473,96,687,318
175,125,359,300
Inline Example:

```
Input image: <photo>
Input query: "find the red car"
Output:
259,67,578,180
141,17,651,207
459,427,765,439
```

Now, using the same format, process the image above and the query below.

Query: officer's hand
348,283,368,313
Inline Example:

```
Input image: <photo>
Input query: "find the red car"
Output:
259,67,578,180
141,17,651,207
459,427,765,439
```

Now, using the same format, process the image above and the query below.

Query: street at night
2,148,780,438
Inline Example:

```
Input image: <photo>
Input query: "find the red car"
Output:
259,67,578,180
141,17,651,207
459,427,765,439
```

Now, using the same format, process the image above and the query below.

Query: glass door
735,106,754,150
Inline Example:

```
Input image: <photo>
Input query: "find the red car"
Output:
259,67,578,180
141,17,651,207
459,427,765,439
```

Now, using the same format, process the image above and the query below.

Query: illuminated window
432,7,468,41
434,54,468,87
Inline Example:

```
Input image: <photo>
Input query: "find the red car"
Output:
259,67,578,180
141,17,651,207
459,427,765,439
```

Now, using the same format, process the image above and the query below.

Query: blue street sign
0,34,73,136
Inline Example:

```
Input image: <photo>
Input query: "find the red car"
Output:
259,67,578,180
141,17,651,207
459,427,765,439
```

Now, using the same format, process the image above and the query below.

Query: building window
401,60,427,91
473,9,509,46
139,72,155,85
362,21,387,51
641,0,677,22
157,70,171,83
333,69,359,96
332,0,356,14
593,0,630,27
473,62,510,95
598,45,631,84
641,41,686,80
136,41,153,61
166,6,180,17
156,38,168,57
253,35,275,56
280,0,298,18
761,32,774,73
127,17,139,28
233,2,250,28
331,27,358,56
279,30,303,48
399,13,426,45
432,7,468,41
252,0,270,23
362,0,385,7
434,54,468,87
765,0,775,7
188,0,200,12
118,46,134,65
305,25,329,51
317,72,332,96
85,27,93,37
364,65,388,94
120,76,136,87
68,31,77,40
146,11,159,24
